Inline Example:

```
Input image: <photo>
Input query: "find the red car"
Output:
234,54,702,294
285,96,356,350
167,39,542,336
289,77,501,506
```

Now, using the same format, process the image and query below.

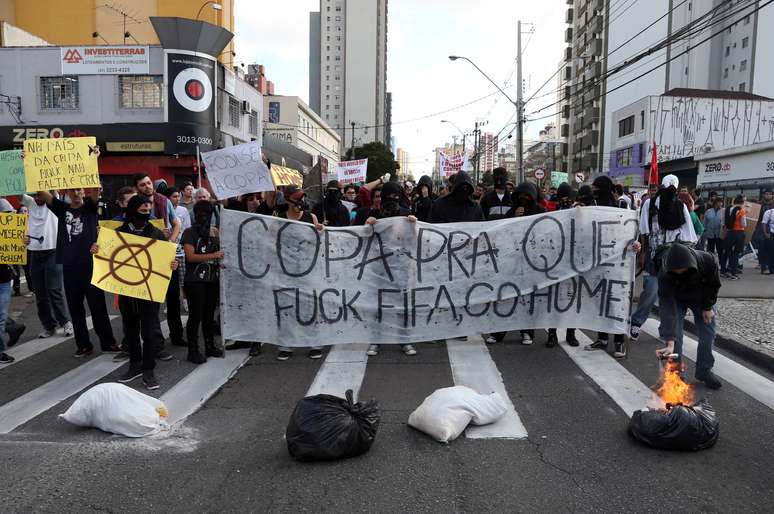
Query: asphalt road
2,289,774,514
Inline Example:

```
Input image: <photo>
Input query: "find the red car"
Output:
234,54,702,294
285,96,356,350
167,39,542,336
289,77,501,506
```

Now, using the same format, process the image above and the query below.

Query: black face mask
381,197,400,216
296,200,310,212
326,190,341,203
132,212,150,227
452,186,471,201
195,213,211,227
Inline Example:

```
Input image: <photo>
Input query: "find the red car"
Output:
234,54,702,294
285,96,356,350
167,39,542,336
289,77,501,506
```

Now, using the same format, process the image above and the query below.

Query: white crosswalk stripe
305,344,369,401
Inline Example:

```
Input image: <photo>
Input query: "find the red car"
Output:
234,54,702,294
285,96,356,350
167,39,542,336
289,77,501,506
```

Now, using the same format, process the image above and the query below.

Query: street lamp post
196,1,222,20
441,119,468,153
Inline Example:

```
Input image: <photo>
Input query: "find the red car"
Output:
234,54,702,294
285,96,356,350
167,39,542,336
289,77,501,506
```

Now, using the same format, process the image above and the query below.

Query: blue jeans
0,281,11,353
631,274,659,327
754,232,769,270
673,304,716,373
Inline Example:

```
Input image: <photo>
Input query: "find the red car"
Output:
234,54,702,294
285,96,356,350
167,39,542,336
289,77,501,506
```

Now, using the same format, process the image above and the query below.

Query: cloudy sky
234,0,567,176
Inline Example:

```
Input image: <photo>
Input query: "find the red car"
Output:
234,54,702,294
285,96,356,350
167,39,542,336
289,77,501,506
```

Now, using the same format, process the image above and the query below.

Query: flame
656,360,694,407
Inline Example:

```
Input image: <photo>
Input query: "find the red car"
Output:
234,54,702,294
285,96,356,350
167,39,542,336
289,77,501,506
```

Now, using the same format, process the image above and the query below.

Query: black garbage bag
629,399,719,451
286,389,380,461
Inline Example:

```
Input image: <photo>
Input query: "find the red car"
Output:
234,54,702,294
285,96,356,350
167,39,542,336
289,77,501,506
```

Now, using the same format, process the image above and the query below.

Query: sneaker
695,369,722,389
484,335,497,344
38,329,56,339
402,344,417,356
249,342,262,356
225,340,251,350
74,347,93,358
143,371,160,390
0,352,15,364
62,321,74,337
112,351,130,362
613,341,627,358
584,340,607,351
629,325,640,341
366,344,379,356
187,350,207,364
546,331,558,348
156,350,173,361
521,333,533,345
7,323,25,347
118,366,142,383
730,274,741,280
101,344,122,354
566,333,580,347
205,345,224,358
276,350,292,361
309,349,323,359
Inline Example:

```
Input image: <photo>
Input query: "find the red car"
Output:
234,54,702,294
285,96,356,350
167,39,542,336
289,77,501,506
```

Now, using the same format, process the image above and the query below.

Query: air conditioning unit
241,100,252,114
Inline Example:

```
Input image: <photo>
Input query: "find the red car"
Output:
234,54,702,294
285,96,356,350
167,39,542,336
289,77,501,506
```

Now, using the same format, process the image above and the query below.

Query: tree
343,141,398,183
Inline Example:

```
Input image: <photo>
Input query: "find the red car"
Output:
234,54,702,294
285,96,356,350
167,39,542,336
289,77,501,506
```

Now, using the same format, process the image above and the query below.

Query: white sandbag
59,383,169,438
407,386,508,443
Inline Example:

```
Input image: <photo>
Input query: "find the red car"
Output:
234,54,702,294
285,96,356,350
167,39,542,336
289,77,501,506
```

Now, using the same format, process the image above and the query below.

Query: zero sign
534,168,546,180
575,171,585,184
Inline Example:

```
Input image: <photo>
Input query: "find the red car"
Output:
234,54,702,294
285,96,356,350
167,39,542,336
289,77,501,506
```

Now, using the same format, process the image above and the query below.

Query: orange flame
656,360,694,407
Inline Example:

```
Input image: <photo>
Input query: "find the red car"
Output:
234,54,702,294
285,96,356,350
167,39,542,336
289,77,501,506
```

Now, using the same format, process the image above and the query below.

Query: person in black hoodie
655,242,722,389
428,171,484,223
313,180,350,227
480,167,514,221
412,175,435,222
103,195,176,390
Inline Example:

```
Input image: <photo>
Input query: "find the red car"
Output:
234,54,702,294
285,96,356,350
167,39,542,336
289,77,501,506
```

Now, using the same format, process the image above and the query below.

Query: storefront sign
697,148,774,186
106,142,165,152
61,46,149,75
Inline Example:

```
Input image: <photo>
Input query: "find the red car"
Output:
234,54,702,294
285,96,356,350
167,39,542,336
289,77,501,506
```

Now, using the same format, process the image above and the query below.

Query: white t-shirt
174,205,191,257
762,208,774,234
639,197,697,261
21,194,58,251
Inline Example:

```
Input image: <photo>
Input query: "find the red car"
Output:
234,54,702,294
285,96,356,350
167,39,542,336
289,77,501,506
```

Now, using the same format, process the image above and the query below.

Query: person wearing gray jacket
702,197,724,257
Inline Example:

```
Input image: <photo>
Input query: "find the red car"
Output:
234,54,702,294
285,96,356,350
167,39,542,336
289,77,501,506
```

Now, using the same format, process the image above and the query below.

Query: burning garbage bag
286,389,380,461
629,399,719,451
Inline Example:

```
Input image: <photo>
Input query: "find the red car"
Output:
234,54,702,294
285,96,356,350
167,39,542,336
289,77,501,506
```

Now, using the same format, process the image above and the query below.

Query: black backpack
724,206,740,230
652,240,706,277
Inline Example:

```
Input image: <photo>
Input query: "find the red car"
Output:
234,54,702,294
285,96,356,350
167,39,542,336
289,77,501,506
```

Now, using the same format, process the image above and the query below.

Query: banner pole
196,144,202,188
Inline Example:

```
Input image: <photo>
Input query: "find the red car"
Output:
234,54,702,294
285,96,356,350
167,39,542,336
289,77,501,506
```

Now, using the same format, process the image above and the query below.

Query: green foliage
343,141,398,182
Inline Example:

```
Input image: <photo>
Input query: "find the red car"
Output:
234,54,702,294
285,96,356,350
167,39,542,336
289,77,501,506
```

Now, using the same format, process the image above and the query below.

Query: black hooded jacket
412,175,435,222
428,171,484,223
657,242,721,340
480,188,513,220
505,182,545,218
312,193,350,227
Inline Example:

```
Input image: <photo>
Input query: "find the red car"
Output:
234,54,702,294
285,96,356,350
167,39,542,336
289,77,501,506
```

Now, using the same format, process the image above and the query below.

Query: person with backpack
629,175,697,343
719,195,746,279
655,241,723,389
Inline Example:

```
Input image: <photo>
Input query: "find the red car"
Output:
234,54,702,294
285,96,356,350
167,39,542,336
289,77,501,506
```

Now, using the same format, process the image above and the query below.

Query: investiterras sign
61,46,150,75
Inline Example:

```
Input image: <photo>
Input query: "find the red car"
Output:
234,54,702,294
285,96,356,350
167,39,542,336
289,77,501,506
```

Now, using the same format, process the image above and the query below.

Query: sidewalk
717,267,774,299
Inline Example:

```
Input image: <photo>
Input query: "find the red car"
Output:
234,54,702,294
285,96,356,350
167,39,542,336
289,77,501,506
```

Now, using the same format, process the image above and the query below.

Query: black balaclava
556,182,575,209
514,182,538,213
578,185,594,206
325,180,342,204
493,167,508,190
125,194,151,230
193,200,214,237
451,172,475,203
379,181,403,217
653,185,685,231
592,176,615,207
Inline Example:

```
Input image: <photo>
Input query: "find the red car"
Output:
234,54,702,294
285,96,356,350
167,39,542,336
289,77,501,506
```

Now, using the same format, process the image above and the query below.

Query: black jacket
312,200,350,227
412,175,435,222
480,189,513,221
657,243,721,340
505,182,545,218
428,171,484,223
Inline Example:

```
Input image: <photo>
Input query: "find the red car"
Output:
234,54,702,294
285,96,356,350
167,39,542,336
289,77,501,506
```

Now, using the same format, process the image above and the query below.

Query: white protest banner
335,159,368,185
221,207,639,347
201,141,274,199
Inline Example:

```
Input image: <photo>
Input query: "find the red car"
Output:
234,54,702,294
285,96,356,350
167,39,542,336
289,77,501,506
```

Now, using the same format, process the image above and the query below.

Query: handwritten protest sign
23,137,100,192
271,165,303,186
201,141,273,199
335,158,368,185
0,213,28,265
0,150,26,196
99,219,165,231
220,207,639,346
91,228,177,303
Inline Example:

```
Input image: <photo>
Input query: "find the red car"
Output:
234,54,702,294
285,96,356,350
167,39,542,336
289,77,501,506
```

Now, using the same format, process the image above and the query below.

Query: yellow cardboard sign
271,165,303,186
0,213,27,265
23,136,101,192
91,228,177,303
99,219,165,231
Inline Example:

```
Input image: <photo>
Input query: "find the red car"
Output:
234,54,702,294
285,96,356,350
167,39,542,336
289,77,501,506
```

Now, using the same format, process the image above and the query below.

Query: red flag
648,142,659,185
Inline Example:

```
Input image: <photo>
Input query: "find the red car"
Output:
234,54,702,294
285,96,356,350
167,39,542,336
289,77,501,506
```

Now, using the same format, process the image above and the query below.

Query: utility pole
350,121,356,159
517,19,525,184
473,121,481,183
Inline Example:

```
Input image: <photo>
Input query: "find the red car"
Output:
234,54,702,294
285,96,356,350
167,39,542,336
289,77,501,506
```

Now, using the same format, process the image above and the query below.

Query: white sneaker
366,344,379,356
484,335,497,344
402,344,417,356
62,321,74,336
521,333,533,345
629,325,640,341
38,329,56,339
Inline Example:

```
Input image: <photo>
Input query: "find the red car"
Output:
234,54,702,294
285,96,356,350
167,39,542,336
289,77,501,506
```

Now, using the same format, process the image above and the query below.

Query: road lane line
641,319,774,410
559,330,656,417
446,337,528,440
162,349,251,427
3,315,120,369
305,344,370,401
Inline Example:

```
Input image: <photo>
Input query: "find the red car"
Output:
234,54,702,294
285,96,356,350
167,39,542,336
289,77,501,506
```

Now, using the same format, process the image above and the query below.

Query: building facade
309,0,388,147
396,147,409,179
478,132,499,174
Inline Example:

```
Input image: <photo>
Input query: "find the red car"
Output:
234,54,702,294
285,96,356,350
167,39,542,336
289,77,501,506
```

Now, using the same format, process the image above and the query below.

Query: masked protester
358,181,419,357
108,195,174,390
181,200,225,365
412,175,435,222
576,185,594,207
655,242,723,389
429,172,484,223
313,180,350,227
480,167,514,221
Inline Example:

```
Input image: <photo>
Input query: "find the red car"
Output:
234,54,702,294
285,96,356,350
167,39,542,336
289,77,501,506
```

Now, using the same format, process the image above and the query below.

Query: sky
234,0,567,177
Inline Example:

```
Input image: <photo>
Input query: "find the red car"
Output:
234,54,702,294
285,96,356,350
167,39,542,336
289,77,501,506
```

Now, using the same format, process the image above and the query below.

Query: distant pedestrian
703,197,724,257
755,188,773,274
760,204,774,275
719,195,746,279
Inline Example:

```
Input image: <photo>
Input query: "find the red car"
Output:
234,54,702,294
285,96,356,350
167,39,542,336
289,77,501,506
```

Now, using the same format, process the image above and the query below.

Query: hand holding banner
0,150,26,196
335,159,368,185
0,213,27,265
201,141,274,199
23,137,100,192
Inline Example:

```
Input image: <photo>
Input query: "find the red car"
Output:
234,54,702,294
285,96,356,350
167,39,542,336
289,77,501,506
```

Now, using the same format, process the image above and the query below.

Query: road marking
446,337,528,439
3,315,120,370
162,349,250,427
641,319,774,411
305,344,369,401
559,330,656,417
0,355,125,434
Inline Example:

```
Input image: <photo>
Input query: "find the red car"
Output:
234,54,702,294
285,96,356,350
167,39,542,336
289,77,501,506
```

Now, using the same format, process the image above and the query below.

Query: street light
196,1,222,20
448,56,517,107
441,120,468,153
